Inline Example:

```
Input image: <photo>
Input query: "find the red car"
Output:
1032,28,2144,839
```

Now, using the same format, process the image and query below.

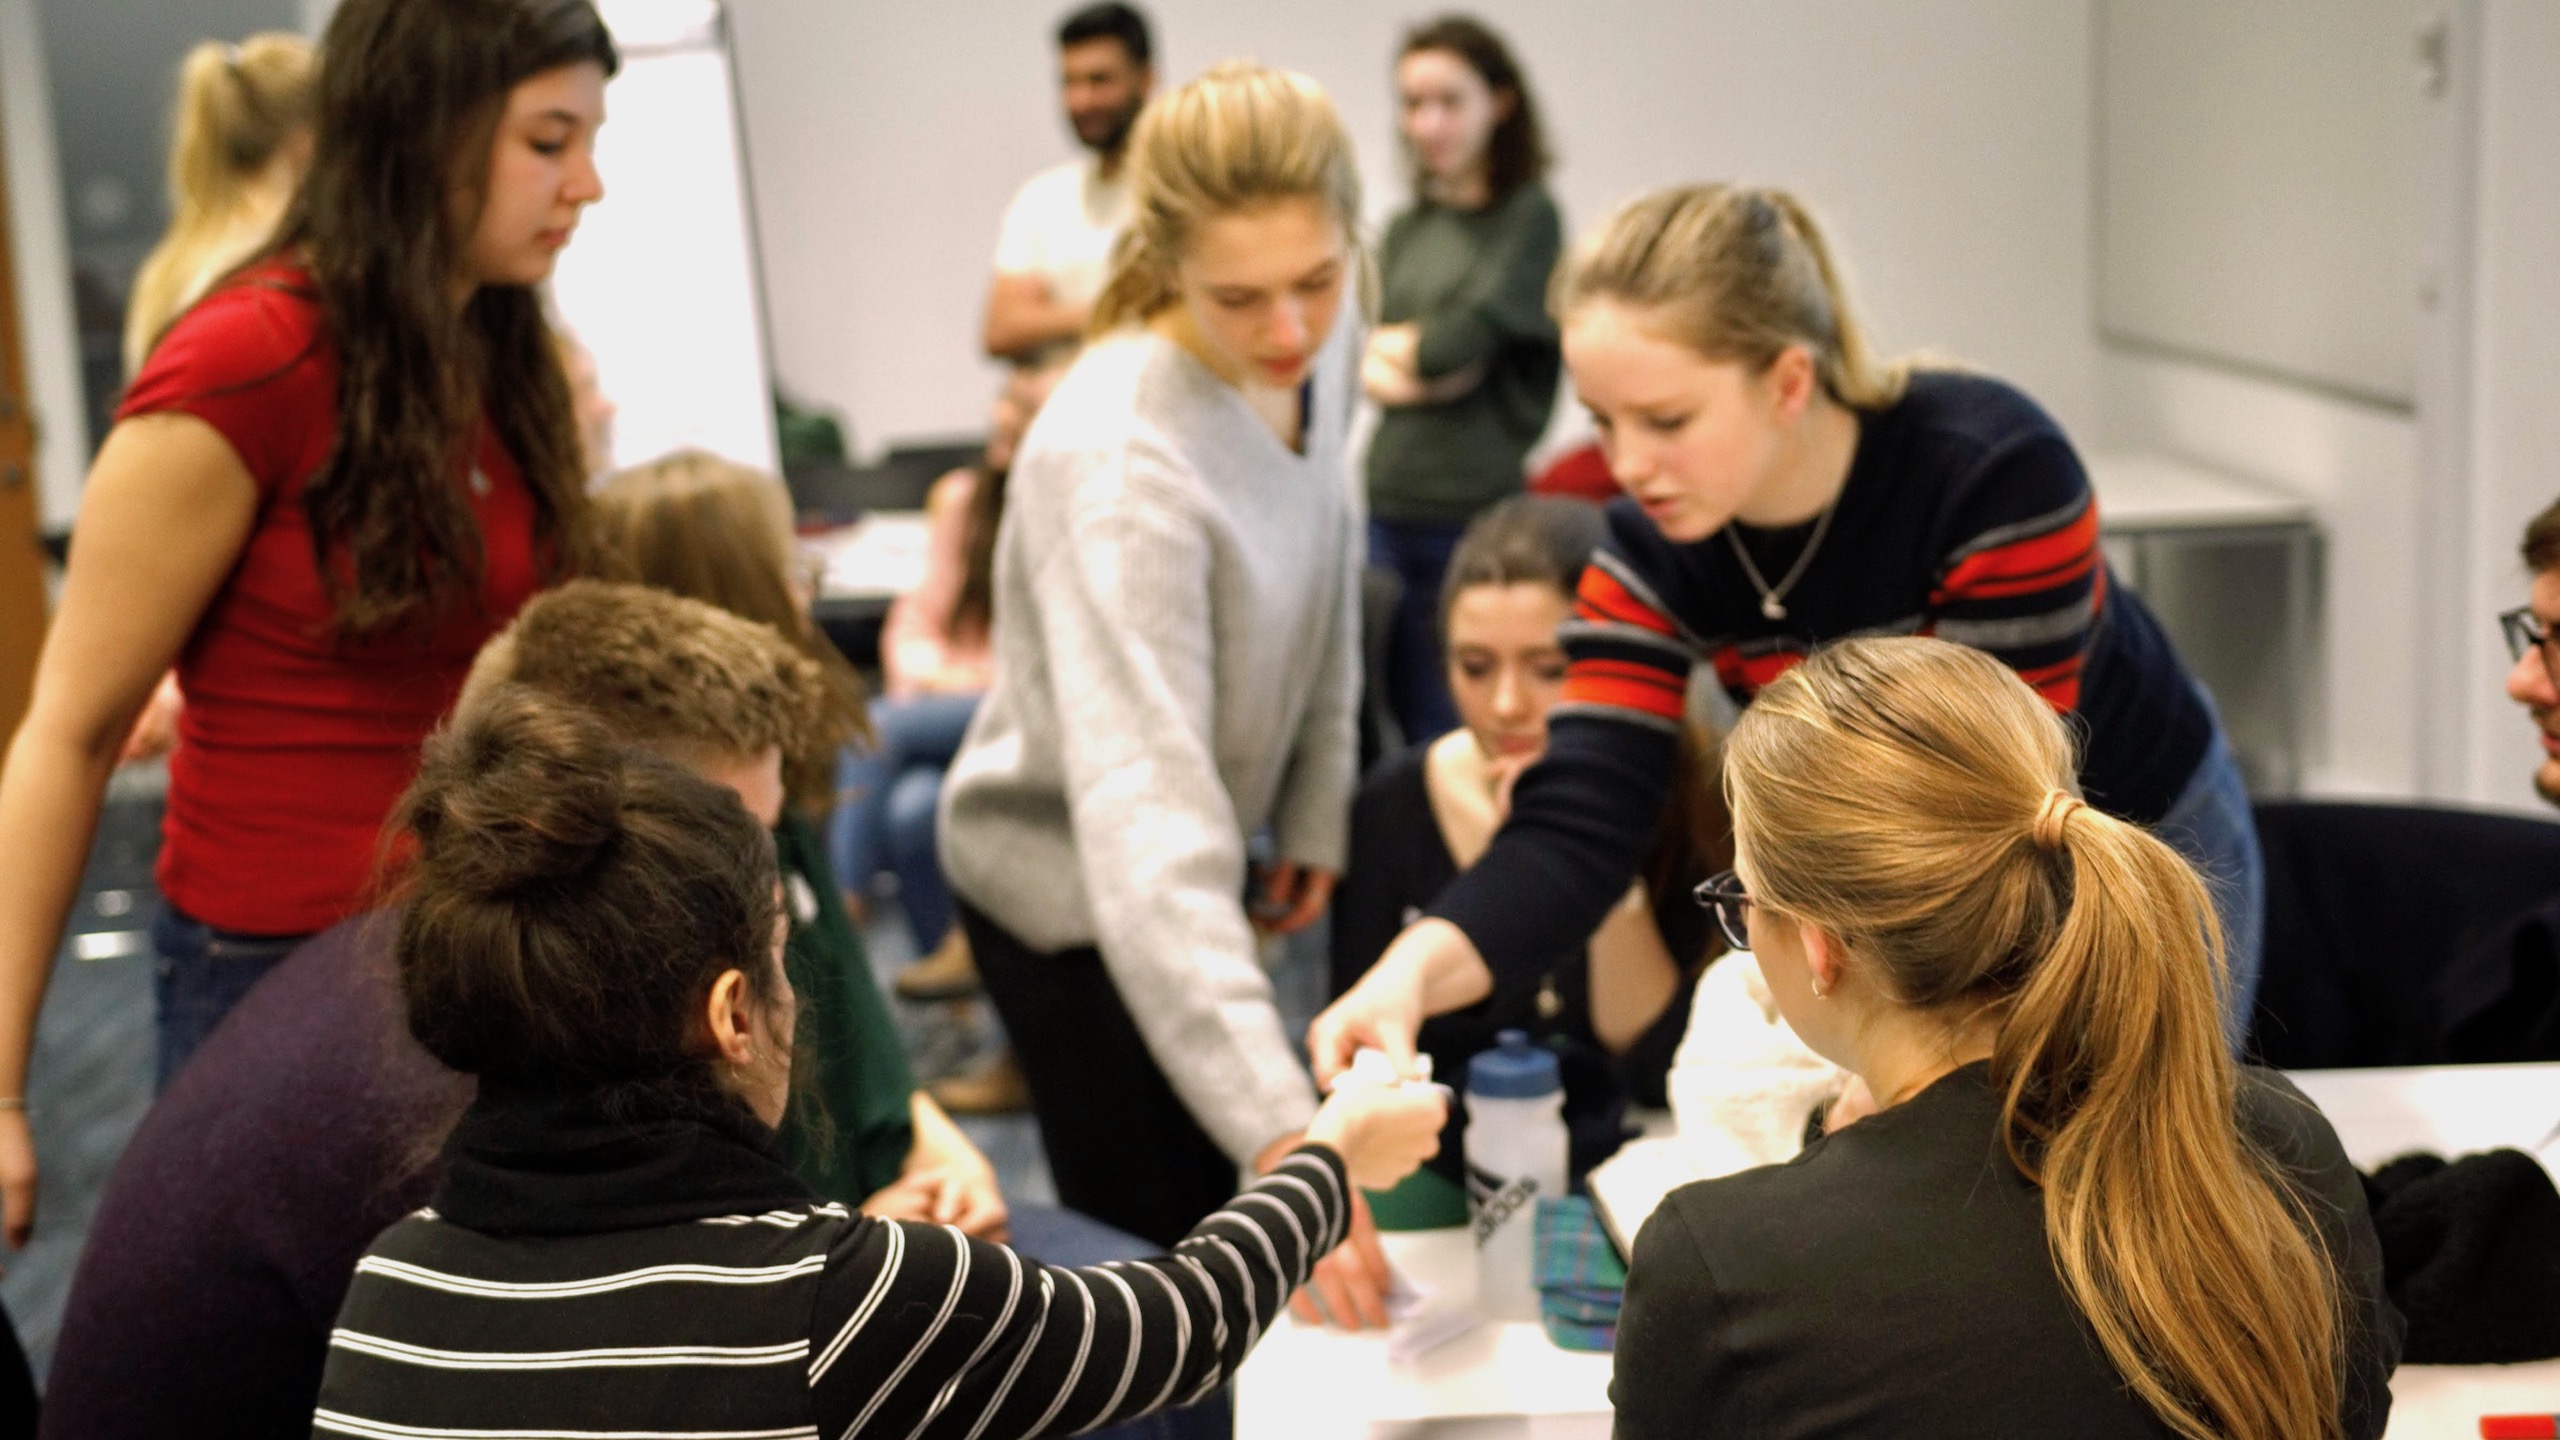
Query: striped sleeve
1924,434,2105,712
803,1145,1351,1440
1554,549,1697,733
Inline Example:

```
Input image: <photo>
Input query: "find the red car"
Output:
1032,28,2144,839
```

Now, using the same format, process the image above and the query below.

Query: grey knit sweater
939,324,1360,1164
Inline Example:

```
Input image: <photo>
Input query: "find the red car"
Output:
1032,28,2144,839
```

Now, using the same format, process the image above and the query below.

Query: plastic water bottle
1466,1030,1567,1323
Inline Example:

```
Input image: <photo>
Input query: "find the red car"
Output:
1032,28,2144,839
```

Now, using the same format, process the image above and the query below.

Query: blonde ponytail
1724,637,2342,1440
1089,61,1366,335
1551,183,1907,409
125,34,318,371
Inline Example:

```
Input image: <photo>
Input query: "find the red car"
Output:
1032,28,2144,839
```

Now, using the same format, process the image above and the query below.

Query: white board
2096,0,2426,408
549,0,777,474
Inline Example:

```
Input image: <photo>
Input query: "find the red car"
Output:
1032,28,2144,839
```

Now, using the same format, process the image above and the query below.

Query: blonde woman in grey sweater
940,62,1391,1327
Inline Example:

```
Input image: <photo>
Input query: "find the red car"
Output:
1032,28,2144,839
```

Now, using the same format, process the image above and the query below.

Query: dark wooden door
0,98,52,754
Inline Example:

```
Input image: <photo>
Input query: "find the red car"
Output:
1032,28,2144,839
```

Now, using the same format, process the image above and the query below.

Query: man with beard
982,3,1153,362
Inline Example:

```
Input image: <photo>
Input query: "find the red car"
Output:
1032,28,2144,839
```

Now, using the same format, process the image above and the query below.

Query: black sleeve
1610,1198,1738,1439
805,1146,1351,1440
2239,1070,2405,1440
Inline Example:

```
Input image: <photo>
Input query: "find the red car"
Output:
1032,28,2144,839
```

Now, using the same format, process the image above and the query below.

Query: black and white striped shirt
311,1146,1348,1440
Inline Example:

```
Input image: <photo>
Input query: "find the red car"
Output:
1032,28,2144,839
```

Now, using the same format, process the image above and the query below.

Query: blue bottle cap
1467,1030,1561,1100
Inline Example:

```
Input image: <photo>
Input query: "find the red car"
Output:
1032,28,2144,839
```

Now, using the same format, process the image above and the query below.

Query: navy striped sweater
312,1146,1348,1440
1432,371,2214,1010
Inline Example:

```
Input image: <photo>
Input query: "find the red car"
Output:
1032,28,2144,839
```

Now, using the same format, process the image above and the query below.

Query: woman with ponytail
124,33,317,374
314,686,1443,1438
0,0,613,1246
1609,635,2397,1440
1314,182,2265,1097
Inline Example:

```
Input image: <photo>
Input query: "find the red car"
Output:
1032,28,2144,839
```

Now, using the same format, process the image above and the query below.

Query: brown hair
125,33,317,371
462,580,834,771
394,685,785,1098
1090,62,1366,333
1398,15,1550,201
590,451,869,803
277,0,615,637
1440,495,1732,919
1552,184,1909,410
1723,637,2341,1440
2524,494,2560,573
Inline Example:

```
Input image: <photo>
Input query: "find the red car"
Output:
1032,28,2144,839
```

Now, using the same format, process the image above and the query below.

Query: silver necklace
1725,501,1838,621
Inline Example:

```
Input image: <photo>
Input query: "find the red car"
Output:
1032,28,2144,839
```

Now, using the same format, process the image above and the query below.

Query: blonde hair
124,34,318,371
1089,61,1366,333
591,451,869,802
1723,637,2341,1440
1552,183,1908,409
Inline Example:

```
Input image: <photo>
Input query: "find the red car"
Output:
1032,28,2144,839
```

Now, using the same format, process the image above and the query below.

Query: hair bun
405,685,628,900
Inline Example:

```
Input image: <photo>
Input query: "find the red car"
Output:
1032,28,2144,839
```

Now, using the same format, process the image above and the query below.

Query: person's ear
1800,923,1846,999
704,968,756,1065
1765,344,1818,425
1492,85,1518,124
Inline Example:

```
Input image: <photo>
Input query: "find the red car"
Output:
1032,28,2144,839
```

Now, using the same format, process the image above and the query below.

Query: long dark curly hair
276,0,616,636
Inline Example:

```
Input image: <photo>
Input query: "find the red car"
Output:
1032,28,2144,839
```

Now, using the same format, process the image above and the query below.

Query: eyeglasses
1693,869,1755,952
2503,606,2557,687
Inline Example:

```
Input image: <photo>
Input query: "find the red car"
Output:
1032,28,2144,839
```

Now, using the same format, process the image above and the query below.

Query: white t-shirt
991,155,1132,308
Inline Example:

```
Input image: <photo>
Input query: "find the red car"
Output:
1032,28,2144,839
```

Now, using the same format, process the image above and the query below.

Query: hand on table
1263,1052,1448,1330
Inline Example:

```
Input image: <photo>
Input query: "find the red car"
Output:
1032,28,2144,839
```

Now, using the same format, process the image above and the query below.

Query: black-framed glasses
1694,869,1754,952
2503,606,2557,686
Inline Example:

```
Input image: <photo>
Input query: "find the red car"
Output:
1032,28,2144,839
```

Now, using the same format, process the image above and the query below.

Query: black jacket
1612,1064,2402,1439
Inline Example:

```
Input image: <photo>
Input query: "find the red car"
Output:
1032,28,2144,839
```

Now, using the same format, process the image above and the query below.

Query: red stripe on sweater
1575,566,1680,637
1709,645,1808,699
2014,655,2084,712
1561,668,1687,721
1936,507,2099,598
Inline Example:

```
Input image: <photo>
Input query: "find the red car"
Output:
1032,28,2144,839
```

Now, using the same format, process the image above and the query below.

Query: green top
773,811,916,1203
1365,182,1565,525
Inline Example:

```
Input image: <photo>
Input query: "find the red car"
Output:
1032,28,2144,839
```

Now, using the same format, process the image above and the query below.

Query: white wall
729,0,2100,458
0,0,90,532
2455,0,2560,811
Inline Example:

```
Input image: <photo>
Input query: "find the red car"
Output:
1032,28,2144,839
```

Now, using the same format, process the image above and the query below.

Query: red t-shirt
116,262,546,934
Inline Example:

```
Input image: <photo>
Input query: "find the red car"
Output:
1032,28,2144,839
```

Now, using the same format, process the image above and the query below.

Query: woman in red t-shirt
0,0,618,1246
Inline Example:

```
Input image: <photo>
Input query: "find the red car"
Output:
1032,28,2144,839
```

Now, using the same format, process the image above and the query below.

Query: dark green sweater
774,811,916,1203
1365,182,1564,524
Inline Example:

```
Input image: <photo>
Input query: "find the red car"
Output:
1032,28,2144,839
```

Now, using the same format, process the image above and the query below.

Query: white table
1234,1227,1613,1440
2086,451,2320,793
1235,1064,2560,1439
808,509,930,603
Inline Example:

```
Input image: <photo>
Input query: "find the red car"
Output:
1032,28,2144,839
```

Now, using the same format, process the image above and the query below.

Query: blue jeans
2152,719,2266,1055
831,692,980,952
1009,1203,1234,1440
151,904,309,1090
1369,517,1468,744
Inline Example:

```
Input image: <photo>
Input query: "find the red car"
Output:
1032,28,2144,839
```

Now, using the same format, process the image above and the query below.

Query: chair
2247,801,2560,1069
